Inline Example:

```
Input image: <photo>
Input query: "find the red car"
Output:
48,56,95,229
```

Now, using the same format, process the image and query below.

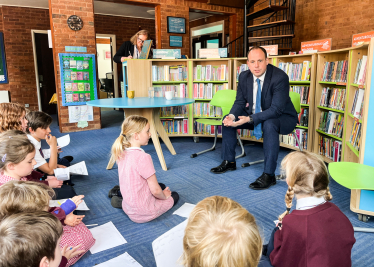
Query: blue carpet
48,110,373,267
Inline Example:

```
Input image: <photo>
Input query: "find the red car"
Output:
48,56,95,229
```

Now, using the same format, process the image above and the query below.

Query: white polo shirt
27,134,47,169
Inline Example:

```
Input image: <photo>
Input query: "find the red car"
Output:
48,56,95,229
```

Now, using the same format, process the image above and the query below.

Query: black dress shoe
63,156,74,162
249,173,276,190
210,160,236,174
108,185,120,198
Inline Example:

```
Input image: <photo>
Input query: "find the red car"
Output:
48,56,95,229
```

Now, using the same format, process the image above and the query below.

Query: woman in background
113,29,152,62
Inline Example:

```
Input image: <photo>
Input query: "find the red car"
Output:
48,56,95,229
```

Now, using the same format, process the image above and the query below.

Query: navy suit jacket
230,64,298,132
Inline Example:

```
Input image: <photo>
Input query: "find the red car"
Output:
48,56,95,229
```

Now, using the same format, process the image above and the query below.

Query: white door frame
31,29,48,111
96,33,118,98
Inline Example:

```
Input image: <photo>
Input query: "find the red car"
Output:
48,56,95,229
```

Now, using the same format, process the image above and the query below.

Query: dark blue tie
253,78,262,139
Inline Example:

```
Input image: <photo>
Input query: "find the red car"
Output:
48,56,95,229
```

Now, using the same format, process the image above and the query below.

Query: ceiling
0,0,219,21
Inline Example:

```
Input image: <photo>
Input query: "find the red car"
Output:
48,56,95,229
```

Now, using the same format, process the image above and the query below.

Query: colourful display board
58,53,97,106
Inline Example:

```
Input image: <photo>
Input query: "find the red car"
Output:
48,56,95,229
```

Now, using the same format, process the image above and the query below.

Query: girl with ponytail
109,115,179,223
264,151,355,267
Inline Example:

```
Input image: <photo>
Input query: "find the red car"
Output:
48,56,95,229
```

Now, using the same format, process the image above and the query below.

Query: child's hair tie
8,136,12,139
286,207,291,212
1,154,6,162
122,134,127,139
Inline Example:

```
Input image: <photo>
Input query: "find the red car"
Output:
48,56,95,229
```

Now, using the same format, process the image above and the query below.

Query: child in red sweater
264,151,355,267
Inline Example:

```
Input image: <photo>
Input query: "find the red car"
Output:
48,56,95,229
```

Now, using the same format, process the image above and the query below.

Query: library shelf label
301,38,332,52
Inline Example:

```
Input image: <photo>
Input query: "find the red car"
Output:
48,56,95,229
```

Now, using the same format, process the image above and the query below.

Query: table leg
153,108,176,155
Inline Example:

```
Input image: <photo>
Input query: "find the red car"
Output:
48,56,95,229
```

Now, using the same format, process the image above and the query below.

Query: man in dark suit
211,46,298,190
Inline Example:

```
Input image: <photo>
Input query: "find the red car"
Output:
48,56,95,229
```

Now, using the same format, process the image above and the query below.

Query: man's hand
223,115,235,127
64,213,85,226
230,116,250,127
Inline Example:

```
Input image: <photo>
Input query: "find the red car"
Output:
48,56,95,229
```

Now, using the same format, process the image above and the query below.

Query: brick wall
293,0,374,51
0,6,50,109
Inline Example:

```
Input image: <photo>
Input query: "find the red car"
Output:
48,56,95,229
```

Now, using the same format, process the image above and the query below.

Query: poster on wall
249,45,278,56
167,17,186,34
0,32,8,84
58,53,98,106
169,36,182,47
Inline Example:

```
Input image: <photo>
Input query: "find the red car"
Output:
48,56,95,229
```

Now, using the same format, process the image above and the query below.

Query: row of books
160,106,188,117
318,111,344,138
279,129,308,150
353,56,367,85
236,64,249,81
154,84,187,98
193,65,228,81
349,120,362,151
317,136,342,162
152,65,188,82
319,87,346,111
239,129,260,139
351,88,365,119
298,108,309,127
320,61,348,83
194,122,222,135
290,86,310,104
194,103,222,118
278,61,311,81
193,83,229,99
161,119,189,134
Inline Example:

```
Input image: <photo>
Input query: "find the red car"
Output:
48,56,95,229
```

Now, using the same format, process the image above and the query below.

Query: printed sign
198,48,227,59
249,45,278,56
167,17,186,34
169,36,182,47
65,46,87,52
153,49,181,59
352,31,374,47
301,39,332,52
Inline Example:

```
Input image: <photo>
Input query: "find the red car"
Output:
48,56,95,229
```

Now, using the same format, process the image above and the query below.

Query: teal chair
242,91,303,168
191,90,245,159
329,162,374,232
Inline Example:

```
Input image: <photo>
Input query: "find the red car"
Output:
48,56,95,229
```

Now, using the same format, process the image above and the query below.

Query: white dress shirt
296,196,326,210
27,134,47,169
133,46,140,59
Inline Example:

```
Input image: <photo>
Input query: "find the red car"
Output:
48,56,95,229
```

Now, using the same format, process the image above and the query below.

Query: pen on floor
85,224,98,227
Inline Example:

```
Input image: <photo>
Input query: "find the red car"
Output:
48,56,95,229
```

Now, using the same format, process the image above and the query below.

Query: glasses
137,37,146,44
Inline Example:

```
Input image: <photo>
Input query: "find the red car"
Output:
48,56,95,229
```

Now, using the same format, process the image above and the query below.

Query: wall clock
67,15,83,31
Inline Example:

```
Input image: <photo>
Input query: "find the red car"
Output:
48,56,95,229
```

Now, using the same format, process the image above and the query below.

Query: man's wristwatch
248,116,253,124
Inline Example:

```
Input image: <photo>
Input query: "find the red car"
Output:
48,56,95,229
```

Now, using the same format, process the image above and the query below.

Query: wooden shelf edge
317,105,345,114
316,129,342,141
345,141,360,157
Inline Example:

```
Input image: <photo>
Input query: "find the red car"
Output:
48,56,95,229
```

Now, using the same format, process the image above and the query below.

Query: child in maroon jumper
264,151,355,267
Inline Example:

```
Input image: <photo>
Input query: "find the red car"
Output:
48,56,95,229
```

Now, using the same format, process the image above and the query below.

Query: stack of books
194,122,222,135
318,111,344,138
349,120,362,151
193,65,228,81
278,61,311,81
290,86,310,104
318,136,342,162
193,83,228,99
160,105,188,117
351,88,365,119
298,108,309,127
353,56,368,85
194,103,222,117
236,64,249,81
152,65,187,82
320,61,348,83
161,119,189,134
319,87,346,110
154,84,187,98
279,129,308,150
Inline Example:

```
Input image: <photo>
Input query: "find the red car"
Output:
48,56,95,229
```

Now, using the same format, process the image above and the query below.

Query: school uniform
269,197,355,267
118,147,174,223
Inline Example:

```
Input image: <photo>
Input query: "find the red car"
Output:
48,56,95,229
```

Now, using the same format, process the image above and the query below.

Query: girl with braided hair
264,151,355,267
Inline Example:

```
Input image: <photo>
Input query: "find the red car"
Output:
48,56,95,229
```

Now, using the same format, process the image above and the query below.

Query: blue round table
87,97,195,171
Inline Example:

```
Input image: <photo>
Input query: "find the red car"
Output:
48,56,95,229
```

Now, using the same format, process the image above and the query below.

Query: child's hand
71,195,84,207
61,245,85,260
45,134,57,147
47,178,63,188
163,187,172,199
57,146,63,154
57,164,67,168
64,213,85,227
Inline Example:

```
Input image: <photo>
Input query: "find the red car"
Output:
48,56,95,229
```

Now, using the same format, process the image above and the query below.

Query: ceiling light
147,10,155,15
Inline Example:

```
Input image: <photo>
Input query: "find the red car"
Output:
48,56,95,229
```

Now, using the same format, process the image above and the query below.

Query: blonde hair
182,196,262,267
0,211,63,267
278,151,333,221
0,103,26,133
0,180,54,220
130,29,150,45
0,131,35,171
109,115,148,164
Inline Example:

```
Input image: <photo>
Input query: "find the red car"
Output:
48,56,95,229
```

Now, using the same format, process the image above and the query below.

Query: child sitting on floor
26,110,73,175
264,151,355,267
182,196,272,267
110,115,179,223
0,180,95,267
0,211,83,267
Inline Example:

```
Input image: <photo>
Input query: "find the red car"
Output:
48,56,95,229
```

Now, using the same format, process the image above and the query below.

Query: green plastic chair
242,91,303,168
329,162,374,230
190,89,245,159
